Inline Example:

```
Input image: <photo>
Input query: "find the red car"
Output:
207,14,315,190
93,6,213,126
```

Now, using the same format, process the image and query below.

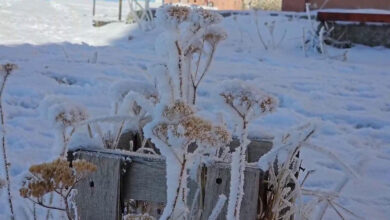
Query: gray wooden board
229,139,273,163
122,155,167,203
73,151,122,220
201,164,261,220
71,149,264,220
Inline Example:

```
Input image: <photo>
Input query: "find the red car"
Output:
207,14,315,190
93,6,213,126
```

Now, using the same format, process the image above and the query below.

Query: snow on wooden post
69,143,271,219
70,150,122,220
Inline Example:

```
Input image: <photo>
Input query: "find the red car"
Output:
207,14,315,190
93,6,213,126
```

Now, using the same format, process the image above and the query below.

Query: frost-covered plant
107,80,158,150
0,63,17,219
155,5,226,104
127,0,155,31
258,124,314,220
258,123,360,220
20,159,97,220
218,80,277,220
303,3,348,61
145,101,231,219
41,97,88,157
253,10,286,50
139,6,231,219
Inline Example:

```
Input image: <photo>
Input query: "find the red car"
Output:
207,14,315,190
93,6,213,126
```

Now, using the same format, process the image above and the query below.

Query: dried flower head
157,5,190,27
154,101,231,148
204,27,227,46
192,7,223,26
219,80,278,122
162,101,194,121
55,108,88,128
167,6,190,21
181,116,231,147
0,63,18,75
20,159,97,199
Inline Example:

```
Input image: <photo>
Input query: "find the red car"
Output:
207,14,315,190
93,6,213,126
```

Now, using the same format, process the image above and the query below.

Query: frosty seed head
192,7,223,27
55,107,88,128
155,101,231,148
20,159,96,199
0,63,18,75
204,26,227,46
219,80,278,120
162,101,194,121
156,5,190,28
181,116,231,147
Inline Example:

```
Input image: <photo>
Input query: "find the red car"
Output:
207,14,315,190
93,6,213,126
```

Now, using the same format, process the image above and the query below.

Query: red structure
317,12,390,23
283,0,390,12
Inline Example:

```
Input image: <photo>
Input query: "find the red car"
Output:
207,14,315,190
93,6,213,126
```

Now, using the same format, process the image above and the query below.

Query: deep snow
0,0,390,219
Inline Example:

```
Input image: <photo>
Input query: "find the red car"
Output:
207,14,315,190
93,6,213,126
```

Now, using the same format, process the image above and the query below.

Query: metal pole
119,0,123,21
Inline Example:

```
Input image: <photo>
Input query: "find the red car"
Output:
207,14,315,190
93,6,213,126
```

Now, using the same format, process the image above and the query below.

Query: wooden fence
68,139,272,220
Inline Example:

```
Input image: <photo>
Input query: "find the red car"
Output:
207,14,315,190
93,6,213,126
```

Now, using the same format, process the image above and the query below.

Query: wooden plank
118,131,273,163
73,151,122,220
201,164,261,220
229,138,273,163
122,155,167,203
71,148,264,220
318,12,390,23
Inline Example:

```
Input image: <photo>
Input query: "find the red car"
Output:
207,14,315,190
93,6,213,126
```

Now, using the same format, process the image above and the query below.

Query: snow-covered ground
0,0,390,219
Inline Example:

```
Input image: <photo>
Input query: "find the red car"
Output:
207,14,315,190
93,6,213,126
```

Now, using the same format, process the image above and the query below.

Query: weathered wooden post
69,138,272,219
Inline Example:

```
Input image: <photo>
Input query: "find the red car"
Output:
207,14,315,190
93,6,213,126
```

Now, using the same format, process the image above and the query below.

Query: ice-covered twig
208,194,227,220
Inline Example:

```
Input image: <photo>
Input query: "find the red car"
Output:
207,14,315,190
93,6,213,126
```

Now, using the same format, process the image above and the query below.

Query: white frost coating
226,150,240,220
219,79,278,220
142,103,181,220
68,131,103,151
208,194,227,220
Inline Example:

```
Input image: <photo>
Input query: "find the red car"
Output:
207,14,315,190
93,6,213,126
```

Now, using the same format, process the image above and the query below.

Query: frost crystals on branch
218,80,277,220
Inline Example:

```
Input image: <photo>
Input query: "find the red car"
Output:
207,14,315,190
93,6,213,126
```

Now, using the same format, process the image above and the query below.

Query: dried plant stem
0,69,15,219
60,127,76,157
175,41,184,98
253,10,268,50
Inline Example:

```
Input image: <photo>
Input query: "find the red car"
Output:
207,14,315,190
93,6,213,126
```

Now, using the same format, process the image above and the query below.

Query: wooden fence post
72,151,122,220
70,146,270,220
